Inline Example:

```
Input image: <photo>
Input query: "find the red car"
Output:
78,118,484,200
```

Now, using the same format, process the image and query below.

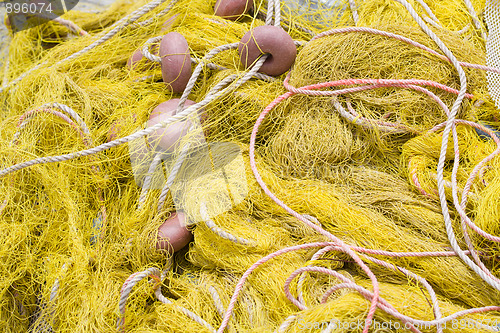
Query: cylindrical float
156,211,193,253
238,25,297,76
159,32,192,93
214,0,253,20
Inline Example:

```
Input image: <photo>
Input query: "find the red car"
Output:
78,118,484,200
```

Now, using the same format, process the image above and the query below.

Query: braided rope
116,10,278,329
283,76,475,99
12,108,86,146
408,157,437,198
53,17,89,36
344,97,419,133
266,0,274,25
220,241,500,332
296,246,334,307
332,98,413,134
4,1,499,331
311,26,500,74
237,10,500,332
423,15,443,30
141,35,274,76
48,103,91,136
141,36,162,62
33,13,89,36
32,262,70,333
285,21,500,290
118,267,161,331
208,283,234,333
273,0,281,27
295,246,445,332
216,241,500,333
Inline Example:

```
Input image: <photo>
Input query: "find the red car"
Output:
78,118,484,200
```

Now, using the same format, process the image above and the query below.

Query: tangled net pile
2,0,500,331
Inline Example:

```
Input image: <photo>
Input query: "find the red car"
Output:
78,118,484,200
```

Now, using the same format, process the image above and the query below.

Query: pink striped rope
18,108,88,144
240,49,500,331
310,27,500,75
283,77,475,100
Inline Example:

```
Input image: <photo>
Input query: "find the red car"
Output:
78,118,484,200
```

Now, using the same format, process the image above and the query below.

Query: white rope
33,12,89,36
33,262,70,333
141,35,245,72
321,321,336,333
456,23,471,34
137,0,179,27
50,103,89,135
414,0,441,24
174,42,238,113
11,103,90,146
331,98,408,134
141,36,162,62
117,267,162,331
422,15,443,29
118,266,211,332
273,0,281,27
200,202,254,245
274,314,298,333
348,0,359,25
208,286,226,318
154,286,217,333
266,0,274,25
137,152,164,209
0,49,267,178
157,142,191,212
394,0,500,291
0,62,46,93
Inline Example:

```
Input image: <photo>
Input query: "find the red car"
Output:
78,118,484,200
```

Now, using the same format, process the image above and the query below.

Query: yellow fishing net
1,0,500,332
